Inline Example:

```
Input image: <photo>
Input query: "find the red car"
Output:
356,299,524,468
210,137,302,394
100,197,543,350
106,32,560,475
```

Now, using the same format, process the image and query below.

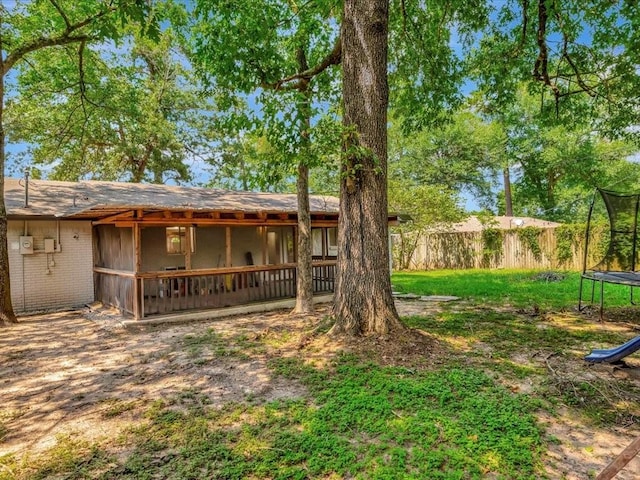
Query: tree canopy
471,0,640,142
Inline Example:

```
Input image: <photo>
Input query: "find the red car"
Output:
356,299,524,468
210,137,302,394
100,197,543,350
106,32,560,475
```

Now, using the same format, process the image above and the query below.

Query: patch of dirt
540,407,640,480
1,299,640,479
1,307,315,455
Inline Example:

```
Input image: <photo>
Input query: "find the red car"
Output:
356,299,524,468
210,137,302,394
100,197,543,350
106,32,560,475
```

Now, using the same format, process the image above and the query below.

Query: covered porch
88,208,338,320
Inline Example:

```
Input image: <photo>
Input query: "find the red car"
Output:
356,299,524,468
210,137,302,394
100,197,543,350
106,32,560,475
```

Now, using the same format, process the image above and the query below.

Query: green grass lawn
392,269,635,310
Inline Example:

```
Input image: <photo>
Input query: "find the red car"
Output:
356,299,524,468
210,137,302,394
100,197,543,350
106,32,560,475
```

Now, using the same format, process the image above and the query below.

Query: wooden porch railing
93,268,136,315
94,261,336,319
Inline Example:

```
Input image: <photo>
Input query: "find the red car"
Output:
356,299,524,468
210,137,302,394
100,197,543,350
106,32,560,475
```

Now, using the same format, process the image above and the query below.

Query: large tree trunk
292,47,314,314
0,76,18,326
330,0,403,336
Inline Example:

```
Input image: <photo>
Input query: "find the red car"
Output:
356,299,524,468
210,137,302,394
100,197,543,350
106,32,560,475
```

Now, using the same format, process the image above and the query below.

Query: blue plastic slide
584,335,640,363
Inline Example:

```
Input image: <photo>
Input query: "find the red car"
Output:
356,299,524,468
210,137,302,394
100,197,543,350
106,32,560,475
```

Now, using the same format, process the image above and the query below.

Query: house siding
232,227,269,266
8,220,94,313
94,224,134,270
192,226,228,269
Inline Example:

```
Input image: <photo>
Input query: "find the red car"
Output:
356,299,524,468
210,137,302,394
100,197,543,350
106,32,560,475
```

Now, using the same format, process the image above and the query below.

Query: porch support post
185,226,192,270
226,227,232,267
292,226,298,261
261,227,268,264
321,227,327,260
184,212,193,270
133,217,142,319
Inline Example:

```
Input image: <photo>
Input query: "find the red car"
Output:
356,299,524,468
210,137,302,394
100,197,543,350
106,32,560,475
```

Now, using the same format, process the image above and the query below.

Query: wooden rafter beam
92,210,135,225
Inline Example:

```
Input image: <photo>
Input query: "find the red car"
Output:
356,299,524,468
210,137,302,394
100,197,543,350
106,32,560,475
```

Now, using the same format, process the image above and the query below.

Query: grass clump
0,435,112,480
271,354,543,479
182,328,249,360
100,398,140,419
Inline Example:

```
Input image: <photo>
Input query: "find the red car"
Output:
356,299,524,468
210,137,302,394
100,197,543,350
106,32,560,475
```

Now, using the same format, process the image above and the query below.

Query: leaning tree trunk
330,0,403,336
294,161,314,313
0,76,18,326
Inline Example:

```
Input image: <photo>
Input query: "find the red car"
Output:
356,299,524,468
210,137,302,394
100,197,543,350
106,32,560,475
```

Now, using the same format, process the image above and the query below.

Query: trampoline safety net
587,189,640,273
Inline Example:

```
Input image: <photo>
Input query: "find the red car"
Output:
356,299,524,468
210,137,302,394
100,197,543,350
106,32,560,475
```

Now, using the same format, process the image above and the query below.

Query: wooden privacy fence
393,226,603,271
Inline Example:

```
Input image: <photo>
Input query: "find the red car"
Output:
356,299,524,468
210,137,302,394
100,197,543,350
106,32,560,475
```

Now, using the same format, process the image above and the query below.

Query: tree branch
514,0,529,55
77,40,109,112
532,0,549,84
558,33,598,98
2,3,116,75
3,34,93,75
262,37,341,91
77,40,91,119
49,0,72,31
532,0,560,101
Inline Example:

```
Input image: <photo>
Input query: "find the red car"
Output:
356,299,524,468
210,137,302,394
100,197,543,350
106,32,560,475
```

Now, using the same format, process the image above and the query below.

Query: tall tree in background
0,0,156,326
330,0,405,335
388,111,501,208
472,86,639,221
191,0,342,314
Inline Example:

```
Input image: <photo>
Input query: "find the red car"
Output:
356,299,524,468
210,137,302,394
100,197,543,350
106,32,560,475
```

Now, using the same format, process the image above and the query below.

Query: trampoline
578,188,640,320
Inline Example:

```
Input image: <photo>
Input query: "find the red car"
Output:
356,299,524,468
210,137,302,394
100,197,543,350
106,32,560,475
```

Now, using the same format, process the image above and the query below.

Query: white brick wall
8,220,94,314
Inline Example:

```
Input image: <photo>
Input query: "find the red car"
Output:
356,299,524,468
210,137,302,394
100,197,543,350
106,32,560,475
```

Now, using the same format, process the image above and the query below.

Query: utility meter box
19,236,34,255
44,238,55,253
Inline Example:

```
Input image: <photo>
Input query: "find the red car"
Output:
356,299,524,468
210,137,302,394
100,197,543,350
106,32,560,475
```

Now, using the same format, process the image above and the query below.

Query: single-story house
4,177,373,319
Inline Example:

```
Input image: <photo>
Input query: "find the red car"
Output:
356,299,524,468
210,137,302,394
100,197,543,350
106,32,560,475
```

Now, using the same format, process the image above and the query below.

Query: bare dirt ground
1,300,640,479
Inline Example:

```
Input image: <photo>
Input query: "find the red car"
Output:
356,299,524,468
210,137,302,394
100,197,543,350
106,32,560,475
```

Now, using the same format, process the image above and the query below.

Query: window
327,227,338,256
312,228,324,256
311,227,338,257
166,227,196,254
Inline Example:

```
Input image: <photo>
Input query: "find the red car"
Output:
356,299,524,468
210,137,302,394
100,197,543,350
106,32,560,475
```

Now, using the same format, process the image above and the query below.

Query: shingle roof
4,178,340,220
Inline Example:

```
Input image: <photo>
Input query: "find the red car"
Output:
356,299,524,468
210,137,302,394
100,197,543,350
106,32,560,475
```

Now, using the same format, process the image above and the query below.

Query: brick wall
8,220,94,314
